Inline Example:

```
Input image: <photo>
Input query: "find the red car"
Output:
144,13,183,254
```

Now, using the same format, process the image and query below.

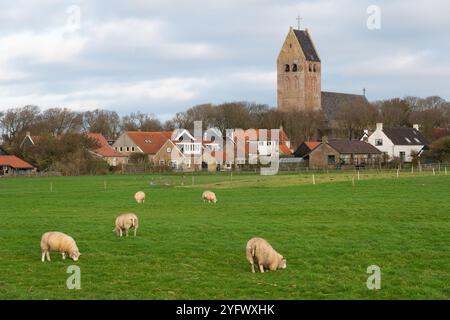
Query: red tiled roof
0,155,34,169
279,144,292,155
126,131,172,154
304,141,321,151
86,133,126,158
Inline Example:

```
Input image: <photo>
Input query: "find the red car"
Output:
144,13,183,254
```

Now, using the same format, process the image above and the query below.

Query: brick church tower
277,27,321,112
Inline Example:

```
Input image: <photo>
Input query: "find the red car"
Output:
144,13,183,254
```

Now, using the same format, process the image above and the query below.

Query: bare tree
82,109,120,139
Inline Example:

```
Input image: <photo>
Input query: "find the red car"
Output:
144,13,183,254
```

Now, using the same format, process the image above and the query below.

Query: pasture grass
0,171,449,299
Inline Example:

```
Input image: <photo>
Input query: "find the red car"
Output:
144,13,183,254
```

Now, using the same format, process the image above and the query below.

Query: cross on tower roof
296,15,303,30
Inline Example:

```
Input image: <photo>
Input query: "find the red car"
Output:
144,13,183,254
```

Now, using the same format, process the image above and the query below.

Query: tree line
1,95,449,151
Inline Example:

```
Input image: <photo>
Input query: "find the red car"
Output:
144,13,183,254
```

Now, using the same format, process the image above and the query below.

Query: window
399,152,406,162
114,147,118,151
414,138,421,143
292,64,298,72
159,160,165,166
267,141,272,146
166,147,172,153
119,147,123,152
405,138,411,143
144,139,151,144
131,147,135,152
285,64,290,72
169,160,178,169
328,155,336,165
375,139,383,146
313,64,317,72
126,147,130,152
309,64,312,72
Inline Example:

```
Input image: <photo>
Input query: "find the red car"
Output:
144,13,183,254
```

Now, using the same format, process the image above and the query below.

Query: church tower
277,27,321,112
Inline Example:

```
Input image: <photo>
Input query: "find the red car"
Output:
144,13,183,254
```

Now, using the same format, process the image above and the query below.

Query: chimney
322,136,328,144
413,124,420,131
26,131,31,137
376,123,383,131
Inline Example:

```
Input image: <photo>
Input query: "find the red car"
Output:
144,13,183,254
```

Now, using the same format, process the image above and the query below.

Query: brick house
308,137,381,169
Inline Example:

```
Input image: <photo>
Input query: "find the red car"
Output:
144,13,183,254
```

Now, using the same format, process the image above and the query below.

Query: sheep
134,191,145,204
114,213,139,237
202,190,217,203
40,232,81,262
246,237,286,273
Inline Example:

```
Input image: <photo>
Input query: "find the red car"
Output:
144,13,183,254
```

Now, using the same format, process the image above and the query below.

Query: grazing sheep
246,237,286,273
202,190,217,203
134,191,145,204
40,232,81,262
114,213,139,237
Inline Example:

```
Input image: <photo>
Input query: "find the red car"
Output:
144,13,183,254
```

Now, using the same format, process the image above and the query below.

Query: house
364,123,429,162
86,133,127,167
112,131,173,161
0,155,35,176
153,139,195,171
308,137,381,169
20,132,44,147
293,141,320,159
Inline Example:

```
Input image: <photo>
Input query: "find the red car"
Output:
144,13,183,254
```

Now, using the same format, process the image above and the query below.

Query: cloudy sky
0,0,449,119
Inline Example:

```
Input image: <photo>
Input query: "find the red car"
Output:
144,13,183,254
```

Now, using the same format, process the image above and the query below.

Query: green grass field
0,171,449,299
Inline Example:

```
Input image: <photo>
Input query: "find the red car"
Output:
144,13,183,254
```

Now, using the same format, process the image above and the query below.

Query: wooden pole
352,176,355,186
357,170,360,181
104,180,107,191
445,167,448,176
50,182,53,193
396,168,399,178
312,174,316,185
433,168,436,176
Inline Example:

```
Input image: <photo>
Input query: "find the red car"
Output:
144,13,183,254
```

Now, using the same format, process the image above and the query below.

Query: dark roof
0,146,8,155
383,128,429,146
293,30,320,62
328,140,381,154
321,91,371,120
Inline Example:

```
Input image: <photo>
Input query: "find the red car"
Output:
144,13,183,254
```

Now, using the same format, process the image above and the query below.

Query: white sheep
134,191,145,204
114,213,139,237
40,231,81,262
202,190,217,203
246,237,286,273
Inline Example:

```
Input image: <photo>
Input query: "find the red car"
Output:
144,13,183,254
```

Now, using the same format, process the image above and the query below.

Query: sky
0,0,449,120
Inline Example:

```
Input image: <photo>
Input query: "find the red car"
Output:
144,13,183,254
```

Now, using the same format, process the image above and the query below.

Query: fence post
312,174,316,185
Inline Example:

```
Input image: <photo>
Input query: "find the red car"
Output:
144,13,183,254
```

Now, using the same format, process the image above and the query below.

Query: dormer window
144,139,151,144
405,138,411,143
414,138,421,143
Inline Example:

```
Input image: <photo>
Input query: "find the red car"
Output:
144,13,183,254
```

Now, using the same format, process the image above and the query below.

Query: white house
364,123,428,162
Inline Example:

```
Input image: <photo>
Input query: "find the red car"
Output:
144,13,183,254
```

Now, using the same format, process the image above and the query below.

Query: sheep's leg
119,229,123,237
250,263,255,273
46,252,51,261
134,226,138,237
259,264,265,273
62,252,66,260
126,229,129,237
41,252,46,262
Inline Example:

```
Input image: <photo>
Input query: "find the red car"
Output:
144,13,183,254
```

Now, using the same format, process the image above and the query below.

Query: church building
277,26,371,122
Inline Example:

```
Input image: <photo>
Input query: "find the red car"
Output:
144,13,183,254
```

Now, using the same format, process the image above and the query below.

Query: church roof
321,91,371,120
293,29,320,62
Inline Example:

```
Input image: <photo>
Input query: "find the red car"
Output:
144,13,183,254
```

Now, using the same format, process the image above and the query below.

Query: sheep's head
71,251,81,261
279,256,287,269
